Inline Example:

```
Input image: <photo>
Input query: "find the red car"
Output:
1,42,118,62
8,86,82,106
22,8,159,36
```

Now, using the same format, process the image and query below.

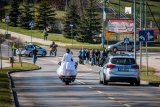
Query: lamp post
70,24,73,45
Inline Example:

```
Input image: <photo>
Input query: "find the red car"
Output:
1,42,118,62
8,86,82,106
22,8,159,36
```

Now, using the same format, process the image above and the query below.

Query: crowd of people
79,48,111,66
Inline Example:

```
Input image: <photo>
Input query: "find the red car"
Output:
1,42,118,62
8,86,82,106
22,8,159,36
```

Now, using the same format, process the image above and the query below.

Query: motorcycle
50,44,58,56
58,61,78,85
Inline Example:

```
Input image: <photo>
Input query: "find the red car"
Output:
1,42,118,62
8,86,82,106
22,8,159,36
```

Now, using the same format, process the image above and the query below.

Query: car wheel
42,51,46,56
135,81,140,86
103,74,108,85
29,52,33,57
131,48,134,52
113,47,118,52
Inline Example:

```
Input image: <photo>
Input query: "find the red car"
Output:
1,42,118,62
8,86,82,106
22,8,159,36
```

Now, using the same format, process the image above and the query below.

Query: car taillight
132,65,139,69
106,64,115,68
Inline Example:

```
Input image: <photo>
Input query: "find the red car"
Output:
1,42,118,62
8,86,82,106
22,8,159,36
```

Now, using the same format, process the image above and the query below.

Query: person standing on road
90,49,95,66
85,49,90,64
95,49,101,65
33,47,38,64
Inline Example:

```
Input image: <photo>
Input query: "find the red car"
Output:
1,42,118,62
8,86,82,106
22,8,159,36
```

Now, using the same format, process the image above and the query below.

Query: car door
27,45,34,54
35,45,43,55
127,42,133,51
118,42,125,51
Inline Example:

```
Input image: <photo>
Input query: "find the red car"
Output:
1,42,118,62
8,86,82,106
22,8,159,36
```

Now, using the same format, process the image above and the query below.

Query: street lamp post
70,24,73,45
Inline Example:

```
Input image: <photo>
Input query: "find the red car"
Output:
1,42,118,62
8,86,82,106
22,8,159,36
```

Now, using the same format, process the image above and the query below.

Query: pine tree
63,2,80,39
76,0,101,43
35,0,56,30
19,0,34,29
0,1,6,22
9,0,20,27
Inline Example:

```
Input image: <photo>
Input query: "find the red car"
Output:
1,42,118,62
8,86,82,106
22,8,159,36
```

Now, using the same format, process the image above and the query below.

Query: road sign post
29,21,34,43
139,30,154,76
124,38,129,52
70,24,73,45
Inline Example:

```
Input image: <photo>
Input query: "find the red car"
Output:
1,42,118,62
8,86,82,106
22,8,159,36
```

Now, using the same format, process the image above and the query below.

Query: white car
16,43,47,57
99,54,140,86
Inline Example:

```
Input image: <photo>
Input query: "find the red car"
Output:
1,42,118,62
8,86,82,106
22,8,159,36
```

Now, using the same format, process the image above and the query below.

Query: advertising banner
107,19,134,34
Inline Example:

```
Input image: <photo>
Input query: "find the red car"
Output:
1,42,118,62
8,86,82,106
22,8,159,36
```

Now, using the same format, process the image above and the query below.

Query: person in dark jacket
33,47,38,64
85,49,90,64
95,49,101,65
90,49,95,66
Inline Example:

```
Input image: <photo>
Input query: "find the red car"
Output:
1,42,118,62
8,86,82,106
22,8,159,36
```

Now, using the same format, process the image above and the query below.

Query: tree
76,0,101,43
0,0,6,22
63,2,80,39
9,0,20,27
19,0,34,29
35,0,56,30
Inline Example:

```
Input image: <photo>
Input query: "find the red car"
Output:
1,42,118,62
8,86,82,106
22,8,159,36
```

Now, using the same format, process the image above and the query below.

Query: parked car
16,43,47,57
99,54,140,86
107,41,139,52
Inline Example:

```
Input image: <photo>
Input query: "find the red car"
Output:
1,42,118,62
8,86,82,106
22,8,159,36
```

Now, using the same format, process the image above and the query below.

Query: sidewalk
137,55,160,75
0,29,71,46
0,60,11,68
0,29,160,75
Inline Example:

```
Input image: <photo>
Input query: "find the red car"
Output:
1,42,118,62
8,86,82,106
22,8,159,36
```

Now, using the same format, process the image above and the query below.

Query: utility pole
119,0,121,18
133,0,137,61
102,0,106,48
139,0,142,70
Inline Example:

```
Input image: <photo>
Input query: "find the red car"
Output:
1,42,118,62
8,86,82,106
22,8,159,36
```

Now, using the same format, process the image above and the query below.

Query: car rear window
111,58,136,65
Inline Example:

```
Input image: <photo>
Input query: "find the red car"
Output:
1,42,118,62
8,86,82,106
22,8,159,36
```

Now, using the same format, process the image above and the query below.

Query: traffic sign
105,31,111,40
124,38,130,44
139,30,154,42
29,21,34,27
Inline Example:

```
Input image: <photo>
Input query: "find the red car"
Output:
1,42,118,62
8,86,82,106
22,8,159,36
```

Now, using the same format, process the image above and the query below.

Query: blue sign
139,30,154,42
124,38,130,44
29,21,34,27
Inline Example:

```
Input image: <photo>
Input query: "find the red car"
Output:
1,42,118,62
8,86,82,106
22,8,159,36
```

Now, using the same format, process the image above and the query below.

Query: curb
141,80,160,87
7,66,41,107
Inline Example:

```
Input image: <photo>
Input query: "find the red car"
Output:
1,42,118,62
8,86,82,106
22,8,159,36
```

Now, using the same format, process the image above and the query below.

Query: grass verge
140,66,160,85
0,62,40,107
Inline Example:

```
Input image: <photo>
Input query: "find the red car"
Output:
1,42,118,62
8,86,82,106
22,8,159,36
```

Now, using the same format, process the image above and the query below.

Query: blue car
16,43,47,57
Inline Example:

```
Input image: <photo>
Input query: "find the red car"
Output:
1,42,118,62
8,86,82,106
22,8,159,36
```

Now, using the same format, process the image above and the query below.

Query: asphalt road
10,48,160,107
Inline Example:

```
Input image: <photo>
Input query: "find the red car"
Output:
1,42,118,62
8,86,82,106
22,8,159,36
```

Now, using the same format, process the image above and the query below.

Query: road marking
75,79,86,85
108,97,115,100
124,104,131,107
97,91,103,94
88,86,92,88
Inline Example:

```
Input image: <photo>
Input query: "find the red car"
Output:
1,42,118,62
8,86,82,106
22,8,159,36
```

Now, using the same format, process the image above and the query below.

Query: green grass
0,22,99,45
140,66,160,83
0,62,39,107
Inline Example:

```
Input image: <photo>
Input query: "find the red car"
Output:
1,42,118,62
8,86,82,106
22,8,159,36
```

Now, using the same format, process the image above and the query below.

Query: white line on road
88,86,92,88
97,91,103,94
124,104,131,107
108,97,115,100
75,79,86,85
